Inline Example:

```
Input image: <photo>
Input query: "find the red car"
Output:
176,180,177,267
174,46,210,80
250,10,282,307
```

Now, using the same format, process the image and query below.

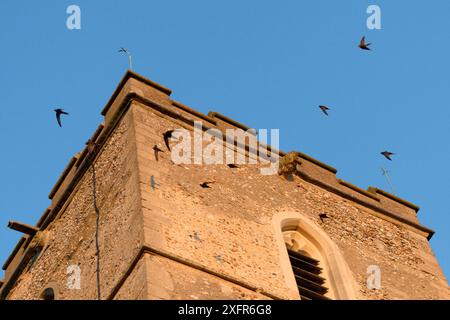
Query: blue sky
0,0,449,283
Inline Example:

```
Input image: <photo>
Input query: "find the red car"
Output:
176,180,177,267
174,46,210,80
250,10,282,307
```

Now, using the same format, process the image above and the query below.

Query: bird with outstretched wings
319,105,330,116
54,108,69,127
359,36,371,50
381,151,394,161
163,130,176,151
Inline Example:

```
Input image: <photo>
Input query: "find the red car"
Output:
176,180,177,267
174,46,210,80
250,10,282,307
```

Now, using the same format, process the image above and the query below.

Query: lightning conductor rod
381,167,396,195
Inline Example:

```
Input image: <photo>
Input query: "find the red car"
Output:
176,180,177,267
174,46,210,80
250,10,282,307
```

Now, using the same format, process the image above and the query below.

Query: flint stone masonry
1,71,449,300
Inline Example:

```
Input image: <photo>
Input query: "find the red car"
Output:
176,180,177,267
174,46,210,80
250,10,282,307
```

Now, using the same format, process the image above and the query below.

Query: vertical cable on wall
91,163,101,300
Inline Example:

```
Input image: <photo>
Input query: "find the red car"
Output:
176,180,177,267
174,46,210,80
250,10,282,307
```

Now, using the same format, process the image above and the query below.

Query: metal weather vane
118,47,133,70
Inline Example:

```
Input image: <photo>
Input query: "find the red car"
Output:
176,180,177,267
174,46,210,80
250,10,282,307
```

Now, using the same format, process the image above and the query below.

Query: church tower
1,71,449,300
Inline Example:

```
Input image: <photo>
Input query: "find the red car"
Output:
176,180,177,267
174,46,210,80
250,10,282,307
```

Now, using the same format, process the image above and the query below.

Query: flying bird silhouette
118,47,128,53
319,105,330,116
381,151,395,161
153,145,164,161
54,108,68,127
359,36,371,50
319,213,329,223
163,130,176,151
200,181,215,189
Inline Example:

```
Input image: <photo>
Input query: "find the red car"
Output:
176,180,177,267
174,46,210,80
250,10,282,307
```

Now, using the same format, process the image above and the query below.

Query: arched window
273,212,358,300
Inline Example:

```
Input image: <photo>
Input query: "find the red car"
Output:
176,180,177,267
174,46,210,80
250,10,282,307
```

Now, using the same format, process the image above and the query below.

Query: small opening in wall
40,287,55,300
